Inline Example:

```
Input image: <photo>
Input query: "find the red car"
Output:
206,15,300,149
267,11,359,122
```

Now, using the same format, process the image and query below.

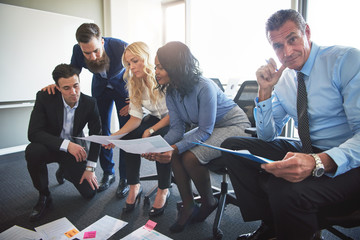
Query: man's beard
85,50,110,73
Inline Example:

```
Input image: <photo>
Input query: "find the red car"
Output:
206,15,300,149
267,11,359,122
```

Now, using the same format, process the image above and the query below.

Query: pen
265,59,279,71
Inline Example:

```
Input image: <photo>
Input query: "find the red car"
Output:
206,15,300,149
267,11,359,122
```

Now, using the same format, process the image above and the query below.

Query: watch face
315,168,325,177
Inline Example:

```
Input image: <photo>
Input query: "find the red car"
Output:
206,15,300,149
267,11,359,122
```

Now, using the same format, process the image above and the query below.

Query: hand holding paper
109,135,173,154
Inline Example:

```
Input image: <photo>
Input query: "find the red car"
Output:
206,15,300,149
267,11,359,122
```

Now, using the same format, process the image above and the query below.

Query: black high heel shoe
149,191,170,217
192,198,219,222
123,186,143,213
169,204,200,233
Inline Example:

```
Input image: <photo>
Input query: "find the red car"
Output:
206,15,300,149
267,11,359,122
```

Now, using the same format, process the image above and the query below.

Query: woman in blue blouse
144,41,251,233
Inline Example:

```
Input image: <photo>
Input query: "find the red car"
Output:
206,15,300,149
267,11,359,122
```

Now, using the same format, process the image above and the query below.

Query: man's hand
80,170,98,190
68,142,87,162
119,100,130,116
261,152,316,182
256,58,286,101
41,84,56,94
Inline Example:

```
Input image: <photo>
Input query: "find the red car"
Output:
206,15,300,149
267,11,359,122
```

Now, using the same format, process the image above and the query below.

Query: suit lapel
56,93,64,134
73,93,83,137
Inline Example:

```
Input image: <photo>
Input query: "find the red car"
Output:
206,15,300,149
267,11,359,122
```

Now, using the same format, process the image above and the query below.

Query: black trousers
25,143,96,199
221,136,360,240
122,115,171,189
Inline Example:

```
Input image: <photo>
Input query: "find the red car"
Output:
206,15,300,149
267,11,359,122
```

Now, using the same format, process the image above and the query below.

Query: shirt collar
299,42,319,77
61,95,79,110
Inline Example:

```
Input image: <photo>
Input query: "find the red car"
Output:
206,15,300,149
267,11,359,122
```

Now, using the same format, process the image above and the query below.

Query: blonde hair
122,42,163,109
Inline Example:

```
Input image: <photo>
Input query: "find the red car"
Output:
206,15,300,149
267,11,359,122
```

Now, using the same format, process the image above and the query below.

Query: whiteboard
0,3,93,102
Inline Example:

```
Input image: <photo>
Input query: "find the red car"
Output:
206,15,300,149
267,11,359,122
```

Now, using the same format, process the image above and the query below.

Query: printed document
34,217,78,240
72,215,127,240
193,142,273,164
109,135,173,154
121,225,172,240
0,225,40,240
75,133,127,145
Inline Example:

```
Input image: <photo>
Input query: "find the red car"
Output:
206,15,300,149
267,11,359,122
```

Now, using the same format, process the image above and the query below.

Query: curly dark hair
157,41,202,98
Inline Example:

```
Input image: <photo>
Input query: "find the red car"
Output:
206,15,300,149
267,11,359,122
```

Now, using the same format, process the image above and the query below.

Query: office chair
210,78,225,92
192,80,259,239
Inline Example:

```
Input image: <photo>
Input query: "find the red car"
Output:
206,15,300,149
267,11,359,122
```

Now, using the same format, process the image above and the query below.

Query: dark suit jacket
28,90,102,163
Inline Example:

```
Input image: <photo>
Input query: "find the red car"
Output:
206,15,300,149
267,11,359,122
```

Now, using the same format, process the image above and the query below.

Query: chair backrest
210,78,225,92
233,81,259,127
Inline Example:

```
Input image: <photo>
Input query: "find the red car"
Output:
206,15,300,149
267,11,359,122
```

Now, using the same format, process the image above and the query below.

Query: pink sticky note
144,220,157,231
84,231,96,239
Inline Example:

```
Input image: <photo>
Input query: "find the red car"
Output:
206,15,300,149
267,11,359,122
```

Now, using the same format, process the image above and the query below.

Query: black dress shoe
29,194,53,222
116,179,129,199
55,165,65,185
123,186,143,213
149,191,170,217
98,173,115,192
237,222,276,240
169,204,200,233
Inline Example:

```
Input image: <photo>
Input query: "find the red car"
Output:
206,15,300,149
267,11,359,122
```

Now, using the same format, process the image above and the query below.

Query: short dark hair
266,9,306,39
52,64,80,85
75,23,101,43
157,41,202,98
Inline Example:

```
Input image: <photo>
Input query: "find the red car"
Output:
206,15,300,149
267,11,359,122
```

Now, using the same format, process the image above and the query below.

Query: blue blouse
164,77,236,153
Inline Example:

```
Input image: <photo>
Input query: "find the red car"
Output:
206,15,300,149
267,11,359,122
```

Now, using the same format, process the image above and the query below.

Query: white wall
0,0,103,152
106,0,163,60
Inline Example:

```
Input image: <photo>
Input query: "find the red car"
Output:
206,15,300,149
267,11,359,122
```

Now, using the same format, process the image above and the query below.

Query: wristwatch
311,154,325,177
148,128,155,135
85,166,95,172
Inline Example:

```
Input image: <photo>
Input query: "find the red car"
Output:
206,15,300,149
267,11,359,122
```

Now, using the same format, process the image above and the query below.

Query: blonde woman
108,42,171,216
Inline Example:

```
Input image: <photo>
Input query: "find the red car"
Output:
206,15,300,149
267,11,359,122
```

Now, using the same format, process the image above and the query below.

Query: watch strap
85,166,95,172
149,128,155,135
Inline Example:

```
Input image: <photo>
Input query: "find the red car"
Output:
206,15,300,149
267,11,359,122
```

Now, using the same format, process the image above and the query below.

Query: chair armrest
245,127,257,136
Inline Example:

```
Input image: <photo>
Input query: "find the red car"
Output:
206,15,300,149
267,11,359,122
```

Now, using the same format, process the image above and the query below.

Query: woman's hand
142,128,152,138
142,150,173,164
119,100,130,116
102,143,115,150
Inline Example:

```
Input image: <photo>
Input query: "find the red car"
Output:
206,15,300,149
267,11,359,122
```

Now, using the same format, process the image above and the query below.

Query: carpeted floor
0,151,359,239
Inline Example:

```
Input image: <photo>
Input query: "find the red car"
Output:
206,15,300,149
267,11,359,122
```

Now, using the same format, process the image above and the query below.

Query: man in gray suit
25,63,102,221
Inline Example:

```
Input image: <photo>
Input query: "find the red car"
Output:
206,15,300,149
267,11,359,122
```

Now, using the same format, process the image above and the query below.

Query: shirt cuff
255,97,272,111
60,139,70,152
87,161,97,168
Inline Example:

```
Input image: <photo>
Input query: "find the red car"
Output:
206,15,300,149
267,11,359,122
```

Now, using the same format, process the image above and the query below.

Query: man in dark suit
43,23,130,198
25,64,102,221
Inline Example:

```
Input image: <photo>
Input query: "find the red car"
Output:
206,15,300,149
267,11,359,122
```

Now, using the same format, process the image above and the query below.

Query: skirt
189,105,251,164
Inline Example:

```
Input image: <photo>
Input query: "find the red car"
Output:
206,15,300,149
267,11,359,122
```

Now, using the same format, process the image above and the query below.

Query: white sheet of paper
75,133,127,145
109,135,173,154
121,226,172,240
72,215,127,240
0,225,41,240
35,217,78,240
